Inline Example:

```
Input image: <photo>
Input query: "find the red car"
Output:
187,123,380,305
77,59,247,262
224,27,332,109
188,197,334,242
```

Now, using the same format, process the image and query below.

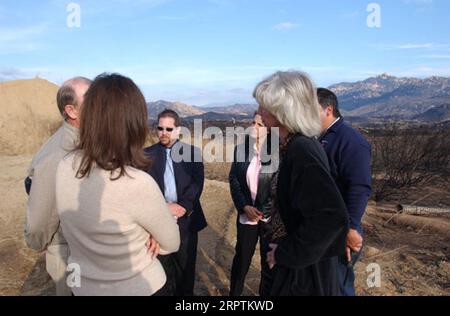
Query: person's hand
243,205,263,222
146,236,160,259
346,229,363,262
266,243,278,269
168,203,187,218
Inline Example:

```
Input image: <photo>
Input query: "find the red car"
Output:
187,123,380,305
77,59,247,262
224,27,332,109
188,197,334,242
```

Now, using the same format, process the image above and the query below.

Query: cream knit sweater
56,152,180,296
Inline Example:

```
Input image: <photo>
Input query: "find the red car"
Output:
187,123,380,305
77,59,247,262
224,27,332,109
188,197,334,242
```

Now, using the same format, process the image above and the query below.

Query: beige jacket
24,121,78,251
55,153,180,296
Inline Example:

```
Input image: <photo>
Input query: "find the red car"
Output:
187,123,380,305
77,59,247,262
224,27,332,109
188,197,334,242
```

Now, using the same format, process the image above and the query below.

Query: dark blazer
272,134,349,296
145,141,207,238
229,136,253,214
229,135,273,218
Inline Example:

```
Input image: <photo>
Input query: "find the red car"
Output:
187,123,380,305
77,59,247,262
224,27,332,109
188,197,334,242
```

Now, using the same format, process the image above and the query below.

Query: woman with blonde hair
55,73,180,296
254,71,349,296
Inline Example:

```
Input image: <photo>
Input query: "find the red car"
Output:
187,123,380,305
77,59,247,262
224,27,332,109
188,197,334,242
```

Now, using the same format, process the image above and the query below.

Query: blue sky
1,0,449,106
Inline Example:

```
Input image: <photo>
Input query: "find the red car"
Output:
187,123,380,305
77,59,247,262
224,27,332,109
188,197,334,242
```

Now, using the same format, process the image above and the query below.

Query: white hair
253,70,322,138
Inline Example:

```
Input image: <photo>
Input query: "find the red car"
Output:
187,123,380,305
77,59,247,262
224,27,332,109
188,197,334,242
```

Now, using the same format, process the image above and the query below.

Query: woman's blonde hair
253,70,322,138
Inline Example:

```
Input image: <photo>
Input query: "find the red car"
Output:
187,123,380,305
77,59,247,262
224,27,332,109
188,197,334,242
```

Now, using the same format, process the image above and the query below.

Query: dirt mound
0,78,62,155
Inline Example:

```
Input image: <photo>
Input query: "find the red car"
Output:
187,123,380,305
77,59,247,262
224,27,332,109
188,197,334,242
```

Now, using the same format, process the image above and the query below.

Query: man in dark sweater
317,88,372,296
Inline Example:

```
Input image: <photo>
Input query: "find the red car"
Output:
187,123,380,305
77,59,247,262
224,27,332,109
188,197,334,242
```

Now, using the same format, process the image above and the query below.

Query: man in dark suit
145,109,207,296
317,88,372,296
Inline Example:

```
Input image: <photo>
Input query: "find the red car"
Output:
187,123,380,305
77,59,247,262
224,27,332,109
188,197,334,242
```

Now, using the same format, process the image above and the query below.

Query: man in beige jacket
24,77,91,296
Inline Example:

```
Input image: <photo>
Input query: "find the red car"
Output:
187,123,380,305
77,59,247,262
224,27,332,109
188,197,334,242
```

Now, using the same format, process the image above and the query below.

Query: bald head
57,77,92,127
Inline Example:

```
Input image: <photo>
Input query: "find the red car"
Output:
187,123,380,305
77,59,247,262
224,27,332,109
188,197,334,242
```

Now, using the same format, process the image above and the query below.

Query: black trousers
229,220,270,296
158,232,198,296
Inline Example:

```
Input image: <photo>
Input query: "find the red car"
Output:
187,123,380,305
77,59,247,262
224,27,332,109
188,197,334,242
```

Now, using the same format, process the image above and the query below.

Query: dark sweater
319,118,372,234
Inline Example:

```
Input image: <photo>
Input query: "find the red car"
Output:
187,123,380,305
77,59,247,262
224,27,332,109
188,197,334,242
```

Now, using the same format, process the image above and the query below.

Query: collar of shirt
327,117,341,132
319,117,344,143
320,117,343,141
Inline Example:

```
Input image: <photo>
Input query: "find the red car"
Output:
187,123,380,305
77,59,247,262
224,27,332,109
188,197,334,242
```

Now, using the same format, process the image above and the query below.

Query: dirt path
1,155,448,296
195,180,262,296
354,203,450,296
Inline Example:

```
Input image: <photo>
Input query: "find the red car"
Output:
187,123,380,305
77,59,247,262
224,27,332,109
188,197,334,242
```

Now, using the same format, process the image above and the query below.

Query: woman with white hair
254,71,349,296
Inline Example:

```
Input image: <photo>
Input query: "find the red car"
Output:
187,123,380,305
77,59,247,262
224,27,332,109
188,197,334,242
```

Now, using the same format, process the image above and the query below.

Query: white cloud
51,0,172,19
403,0,433,5
397,43,434,49
144,86,254,106
0,67,52,81
0,24,48,54
0,68,23,81
402,0,433,13
386,66,450,78
273,22,298,31
424,55,450,59
372,43,450,50
0,24,47,42
96,0,171,7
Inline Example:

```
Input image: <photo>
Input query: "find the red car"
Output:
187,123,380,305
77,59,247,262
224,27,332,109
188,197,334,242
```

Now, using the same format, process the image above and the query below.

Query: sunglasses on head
157,126,174,132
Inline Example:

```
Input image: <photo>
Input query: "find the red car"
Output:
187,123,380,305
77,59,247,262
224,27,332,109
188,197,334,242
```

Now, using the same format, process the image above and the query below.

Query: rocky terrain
330,73,450,120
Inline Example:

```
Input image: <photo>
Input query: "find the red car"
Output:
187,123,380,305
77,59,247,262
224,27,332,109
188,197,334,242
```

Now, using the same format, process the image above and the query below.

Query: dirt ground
0,155,449,296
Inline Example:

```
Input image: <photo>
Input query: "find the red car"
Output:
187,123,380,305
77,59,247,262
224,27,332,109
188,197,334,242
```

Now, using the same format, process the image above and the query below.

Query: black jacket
229,135,274,218
273,134,349,295
145,141,207,238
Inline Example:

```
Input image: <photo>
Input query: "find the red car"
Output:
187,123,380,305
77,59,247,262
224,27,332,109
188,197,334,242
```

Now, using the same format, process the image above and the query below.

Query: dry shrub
371,123,450,201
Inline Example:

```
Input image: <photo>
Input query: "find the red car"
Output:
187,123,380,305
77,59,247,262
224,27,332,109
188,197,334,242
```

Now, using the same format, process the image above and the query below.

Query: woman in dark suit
254,71,349,296
228,113,275,296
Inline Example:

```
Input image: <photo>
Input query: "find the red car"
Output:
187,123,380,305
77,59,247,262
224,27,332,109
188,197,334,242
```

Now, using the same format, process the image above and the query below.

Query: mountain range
330,73,450,120
147,101,257,122
147,73,450,124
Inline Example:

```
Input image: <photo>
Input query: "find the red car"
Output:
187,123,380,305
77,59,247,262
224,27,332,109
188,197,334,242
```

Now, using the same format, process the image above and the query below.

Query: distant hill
146,100,205,119
202,103,258,116
149,74,450,124
413,104,450,122
147,101,257,122
0,78,61,155
183,112,252,122
330,74,450,120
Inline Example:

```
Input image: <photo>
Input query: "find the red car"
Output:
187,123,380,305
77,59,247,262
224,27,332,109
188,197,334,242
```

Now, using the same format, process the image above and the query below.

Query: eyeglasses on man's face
157,126,175,132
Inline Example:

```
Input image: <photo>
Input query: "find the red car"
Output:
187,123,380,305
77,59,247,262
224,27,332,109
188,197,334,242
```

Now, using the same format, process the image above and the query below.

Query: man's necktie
164,148,178,203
